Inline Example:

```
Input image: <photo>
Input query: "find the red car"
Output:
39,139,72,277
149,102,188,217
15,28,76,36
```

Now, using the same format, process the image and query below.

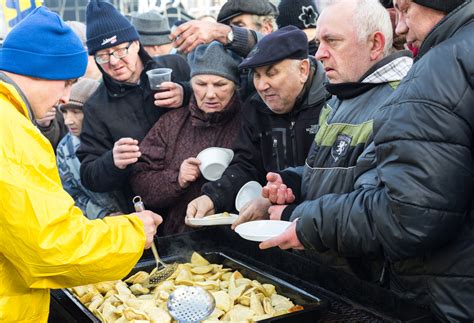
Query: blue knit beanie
0,7,87,80
86,0,139,55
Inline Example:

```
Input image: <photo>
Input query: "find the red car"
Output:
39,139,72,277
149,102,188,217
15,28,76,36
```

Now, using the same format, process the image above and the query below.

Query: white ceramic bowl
235,181,263,212
234,220,292,242
197,147,234,181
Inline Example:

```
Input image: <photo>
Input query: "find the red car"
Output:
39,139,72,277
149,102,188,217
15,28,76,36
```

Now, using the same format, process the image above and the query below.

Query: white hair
354,0,393,55
321,0,393,56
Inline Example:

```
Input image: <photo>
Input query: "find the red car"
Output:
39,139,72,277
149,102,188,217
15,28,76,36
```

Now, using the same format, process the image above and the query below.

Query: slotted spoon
133,196,178,287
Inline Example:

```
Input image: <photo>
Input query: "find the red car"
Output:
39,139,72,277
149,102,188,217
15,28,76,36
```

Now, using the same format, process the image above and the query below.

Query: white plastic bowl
235,220,292,242
196,147,234,181
235,181,263,212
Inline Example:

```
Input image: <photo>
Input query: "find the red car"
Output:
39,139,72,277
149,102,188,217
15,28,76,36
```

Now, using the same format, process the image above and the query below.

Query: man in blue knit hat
0,7,162,322
78,0,190,213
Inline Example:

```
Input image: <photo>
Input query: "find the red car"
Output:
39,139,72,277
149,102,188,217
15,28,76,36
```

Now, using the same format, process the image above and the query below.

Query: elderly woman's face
191,75,236,113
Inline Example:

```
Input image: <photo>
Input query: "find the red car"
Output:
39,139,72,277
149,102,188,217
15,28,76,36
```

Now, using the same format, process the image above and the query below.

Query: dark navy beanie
239,26,308,70
413,0,466,12
86,0,139,55
0,6,87,80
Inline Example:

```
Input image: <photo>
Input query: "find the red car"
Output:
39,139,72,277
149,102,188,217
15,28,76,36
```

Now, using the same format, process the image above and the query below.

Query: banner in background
1,0,42,38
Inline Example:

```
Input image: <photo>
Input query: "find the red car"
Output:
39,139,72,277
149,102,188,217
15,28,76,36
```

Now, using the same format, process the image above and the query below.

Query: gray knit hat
66,21,87,47
60,78,100,111
188,41,242,84
131,10,172,46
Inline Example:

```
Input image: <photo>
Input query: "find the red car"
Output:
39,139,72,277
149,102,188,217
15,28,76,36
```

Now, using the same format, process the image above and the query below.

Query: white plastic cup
146,68,172,90
235,181,263,212
196,147,234,181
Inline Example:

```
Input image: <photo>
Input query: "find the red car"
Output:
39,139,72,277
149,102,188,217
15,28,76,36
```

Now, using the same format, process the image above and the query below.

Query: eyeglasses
95,42,133,64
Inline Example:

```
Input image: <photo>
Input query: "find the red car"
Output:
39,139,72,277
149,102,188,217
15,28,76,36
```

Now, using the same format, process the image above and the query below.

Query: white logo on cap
101,35,118,46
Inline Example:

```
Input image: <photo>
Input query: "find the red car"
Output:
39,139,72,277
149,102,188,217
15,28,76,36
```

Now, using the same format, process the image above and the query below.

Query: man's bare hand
36,107,57,127
259,221,304,250
113,137,141,169
262,172,295,205
231,197,271,230
268,205,288,221
134,210,163,249
178,157,201,188
170,20,231,53
154,82,184,108
185,195,215,227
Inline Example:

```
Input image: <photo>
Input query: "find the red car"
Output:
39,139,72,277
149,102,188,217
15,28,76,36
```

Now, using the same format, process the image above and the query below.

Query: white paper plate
187,213,238,226
234,220,292,242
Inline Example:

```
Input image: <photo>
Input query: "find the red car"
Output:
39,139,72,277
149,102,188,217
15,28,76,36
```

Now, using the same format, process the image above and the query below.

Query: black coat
294,2,474,321
202,58,329,212
373,3,474,320
77,47,190,212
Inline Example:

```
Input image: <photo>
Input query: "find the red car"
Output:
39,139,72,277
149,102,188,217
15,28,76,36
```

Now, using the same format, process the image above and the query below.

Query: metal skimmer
132,196,178,288
167,286,216,323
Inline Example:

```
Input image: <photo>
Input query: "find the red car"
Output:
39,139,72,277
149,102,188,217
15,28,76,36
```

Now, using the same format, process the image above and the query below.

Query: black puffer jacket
373,3,474,320
203,58,328,212
295,2,474,321
77,47,190,212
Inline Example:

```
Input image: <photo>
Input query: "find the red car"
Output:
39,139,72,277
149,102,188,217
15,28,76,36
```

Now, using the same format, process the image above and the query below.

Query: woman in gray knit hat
130,41,242,235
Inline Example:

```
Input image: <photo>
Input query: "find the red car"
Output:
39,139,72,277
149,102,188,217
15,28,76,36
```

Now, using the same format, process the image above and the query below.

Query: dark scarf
190,92,240,128
325,50,412,100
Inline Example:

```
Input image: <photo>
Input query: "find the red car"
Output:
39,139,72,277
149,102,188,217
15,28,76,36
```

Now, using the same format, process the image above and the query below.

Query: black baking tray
58,251,329,322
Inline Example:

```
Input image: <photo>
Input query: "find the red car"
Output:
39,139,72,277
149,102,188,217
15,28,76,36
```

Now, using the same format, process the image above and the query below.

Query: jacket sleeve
0,140,146,289
130,119,184,209
294,97,473,261
227,25,259,58
202,107,267,212
77,102,130,192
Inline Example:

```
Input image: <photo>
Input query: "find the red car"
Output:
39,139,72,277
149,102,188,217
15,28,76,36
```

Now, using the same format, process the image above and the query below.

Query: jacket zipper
273,138,281,171
290,120,297,167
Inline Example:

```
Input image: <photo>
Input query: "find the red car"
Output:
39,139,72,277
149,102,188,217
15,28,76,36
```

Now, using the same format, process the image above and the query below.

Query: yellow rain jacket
0,77,146,322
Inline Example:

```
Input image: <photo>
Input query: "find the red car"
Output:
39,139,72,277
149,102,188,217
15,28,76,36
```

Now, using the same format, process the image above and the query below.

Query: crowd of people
0,0,473,321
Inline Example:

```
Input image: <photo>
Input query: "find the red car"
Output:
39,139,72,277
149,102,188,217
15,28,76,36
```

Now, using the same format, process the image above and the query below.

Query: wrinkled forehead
316,5,355,39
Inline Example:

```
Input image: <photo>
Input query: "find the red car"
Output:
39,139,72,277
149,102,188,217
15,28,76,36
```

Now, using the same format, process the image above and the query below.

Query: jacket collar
0,71,35,122
100,44,157,97
417,1,473,61
325,50,413,100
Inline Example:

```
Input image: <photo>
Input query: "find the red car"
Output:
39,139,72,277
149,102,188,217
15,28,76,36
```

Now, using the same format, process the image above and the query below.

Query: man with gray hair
235,0,413,283
131,10,175,57
217,0,278,35
131,10,190,81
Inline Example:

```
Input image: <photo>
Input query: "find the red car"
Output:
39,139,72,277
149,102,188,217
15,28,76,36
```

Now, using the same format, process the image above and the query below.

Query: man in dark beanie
78,0,190,212
369,0,472,319
277,0,319,55
186,26,328,224
0,7,162,321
